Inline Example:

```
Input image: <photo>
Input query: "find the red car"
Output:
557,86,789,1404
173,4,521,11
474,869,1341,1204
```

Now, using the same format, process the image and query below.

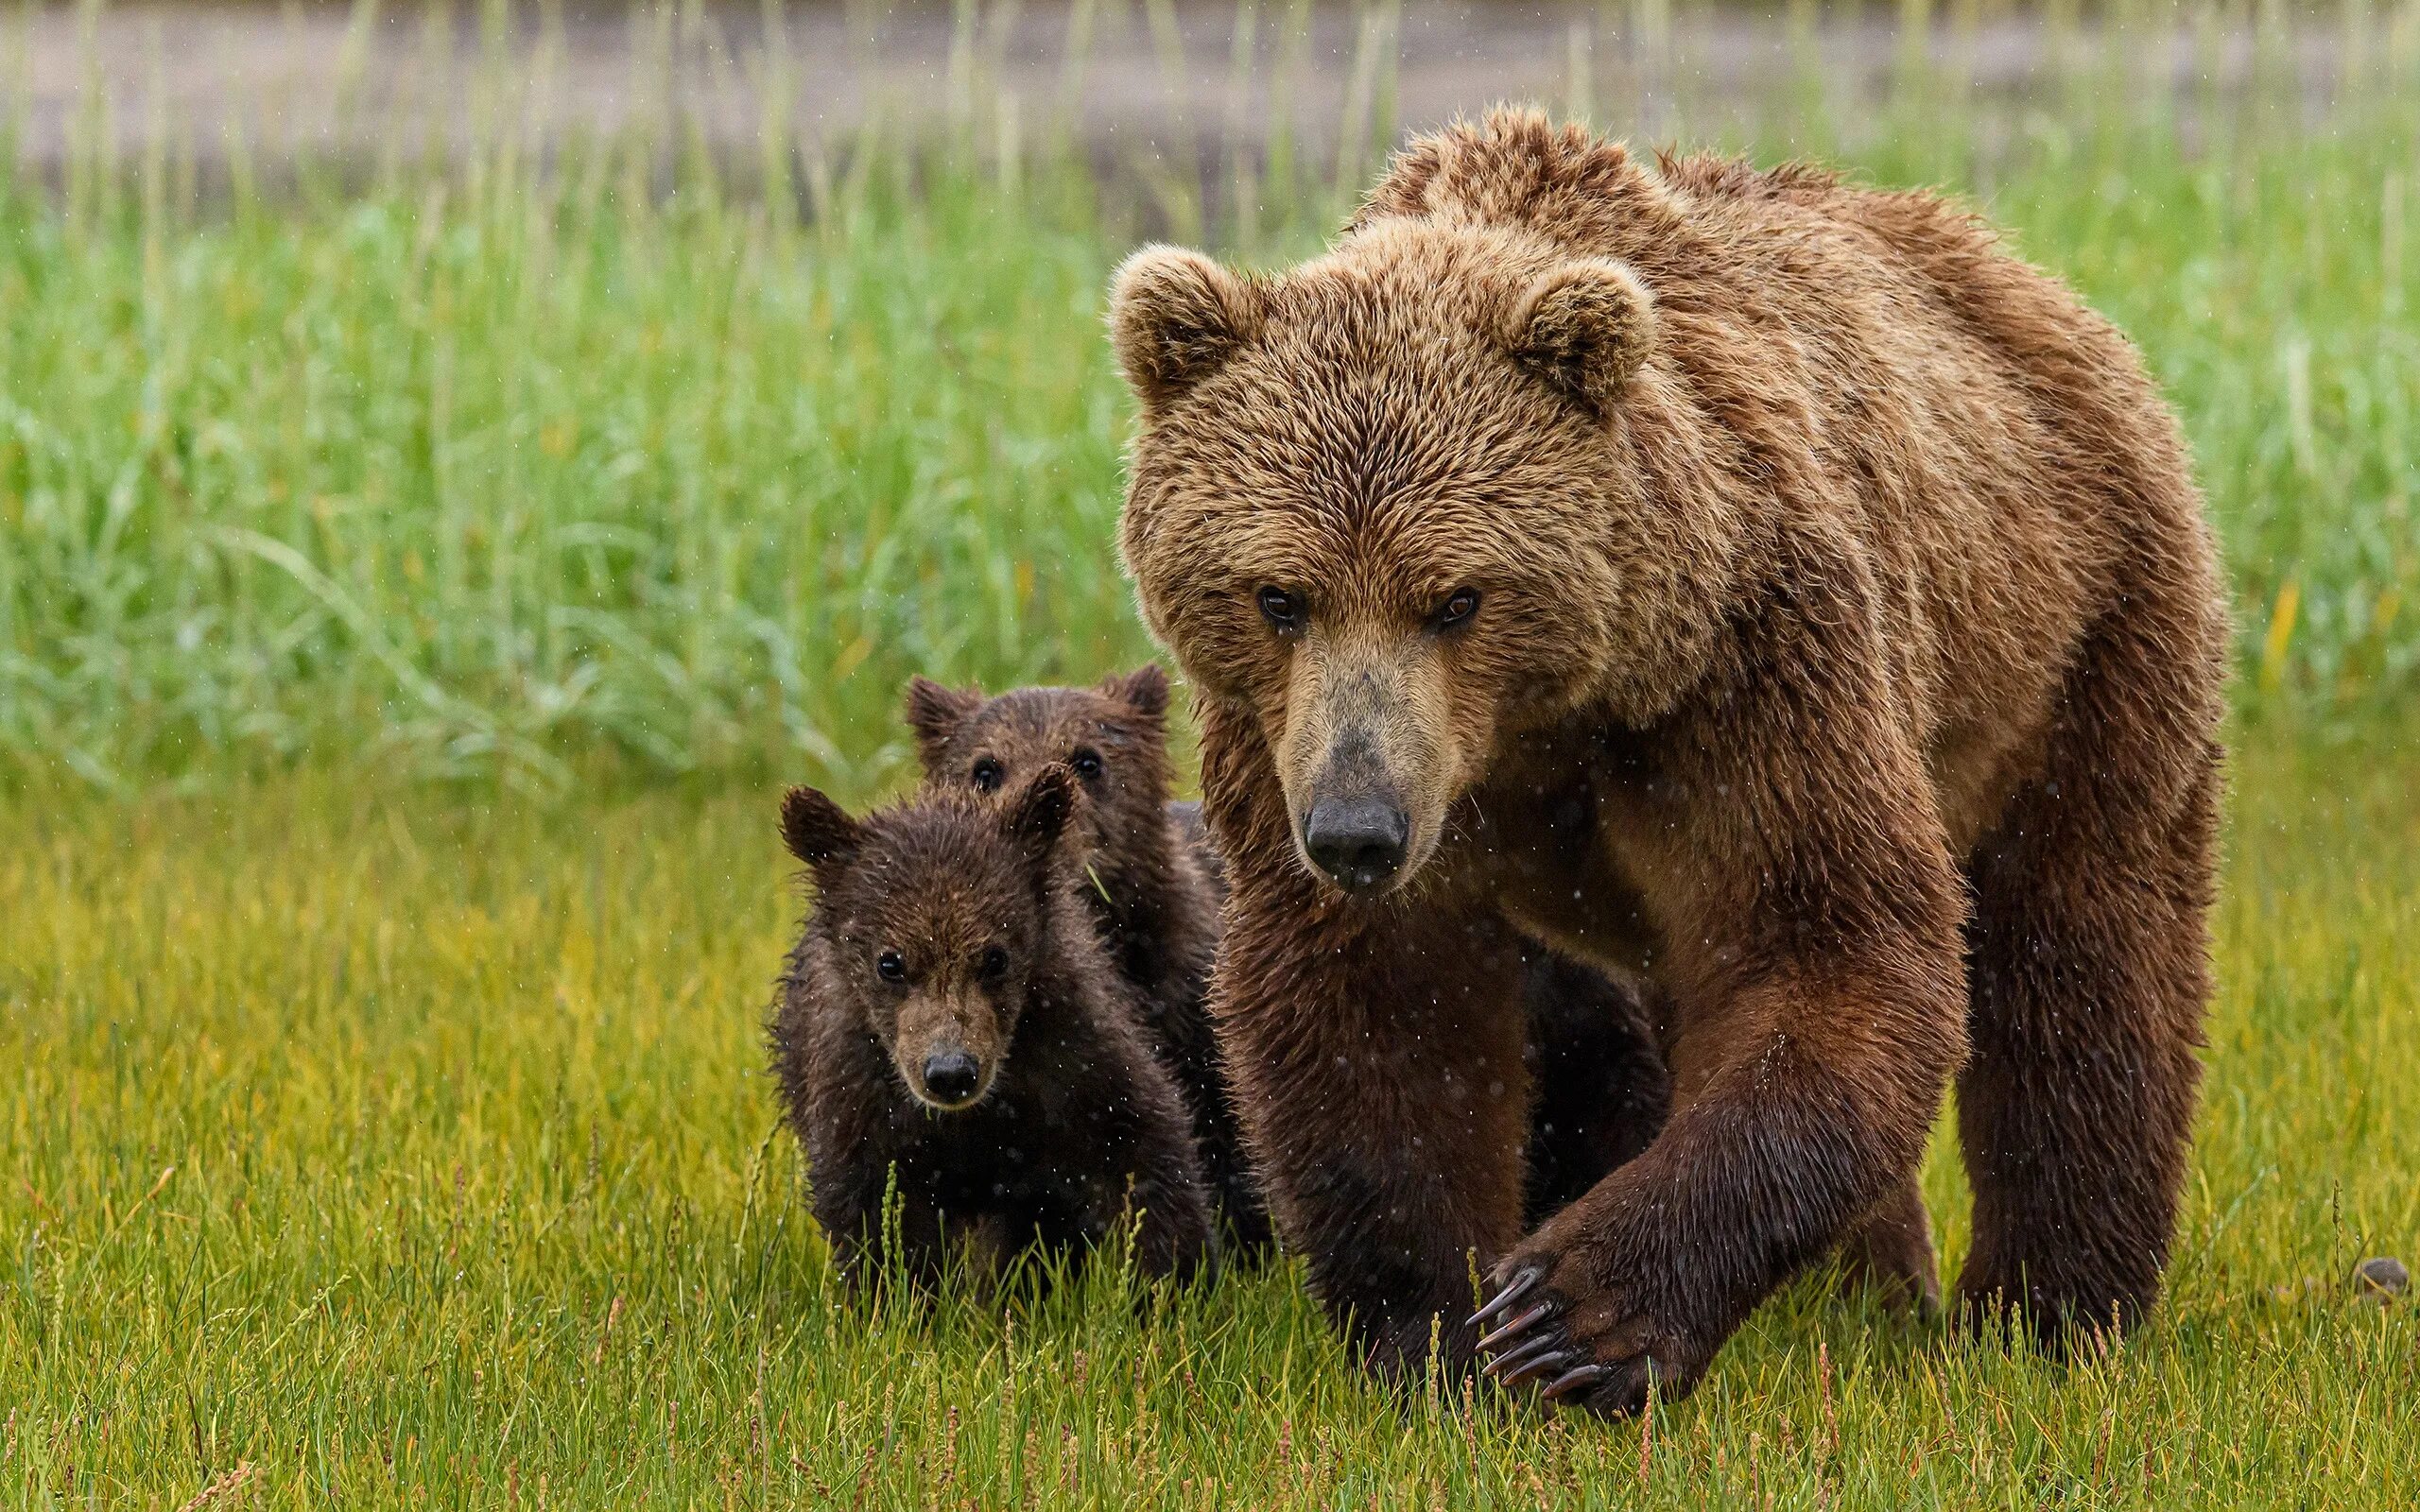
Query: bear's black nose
1304,796,1410,893
922,1051,982,1106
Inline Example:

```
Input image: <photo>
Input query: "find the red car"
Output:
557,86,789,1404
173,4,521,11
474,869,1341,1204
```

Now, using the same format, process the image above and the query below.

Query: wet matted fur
767,767,1216,1289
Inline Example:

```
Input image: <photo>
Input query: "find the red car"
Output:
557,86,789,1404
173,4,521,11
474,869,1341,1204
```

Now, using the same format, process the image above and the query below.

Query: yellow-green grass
3,727,2412,1507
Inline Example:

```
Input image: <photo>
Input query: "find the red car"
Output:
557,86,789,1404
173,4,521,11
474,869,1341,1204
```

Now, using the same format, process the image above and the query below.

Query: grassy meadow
4,0,2419,1504
4,731,2414,1506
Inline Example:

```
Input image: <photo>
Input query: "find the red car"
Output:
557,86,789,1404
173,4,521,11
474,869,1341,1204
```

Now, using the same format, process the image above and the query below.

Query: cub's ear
1107,246,1262,410
1101,663,1170,721
1501,258,1655,416
1003,764,1077,862
780,785,863,870
904,676,982,757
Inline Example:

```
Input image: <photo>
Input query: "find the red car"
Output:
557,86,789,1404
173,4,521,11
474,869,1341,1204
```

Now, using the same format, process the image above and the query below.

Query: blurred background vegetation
0,0,2412,794
5,8,2416,1506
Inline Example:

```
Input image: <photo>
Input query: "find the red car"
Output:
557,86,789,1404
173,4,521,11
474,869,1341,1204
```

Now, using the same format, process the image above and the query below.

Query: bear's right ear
780,785,863,870
1100,663,1170,722
1501,258,1656,417
1002,764,1077,864
904,676,982,758
1107,246,1262,411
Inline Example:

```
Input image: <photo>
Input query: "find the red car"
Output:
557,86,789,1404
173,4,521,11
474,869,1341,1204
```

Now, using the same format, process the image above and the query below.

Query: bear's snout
890,996,1006,1111
920,1049,984,1108
1303,791,1410,893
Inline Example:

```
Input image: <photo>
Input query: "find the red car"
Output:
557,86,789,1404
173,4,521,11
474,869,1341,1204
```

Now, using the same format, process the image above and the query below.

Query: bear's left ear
780,785,864,871
1501,258,1656,417
905,676,983,758
1100,663,1170,722
1107,246,1263,411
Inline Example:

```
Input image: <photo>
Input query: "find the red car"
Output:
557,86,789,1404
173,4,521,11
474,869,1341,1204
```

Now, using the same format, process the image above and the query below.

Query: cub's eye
970,758,1005,793
1070,747,1103,781
1433,588,1481,630
977,945,1010,982
875,950,908,983
1257,586,1304,634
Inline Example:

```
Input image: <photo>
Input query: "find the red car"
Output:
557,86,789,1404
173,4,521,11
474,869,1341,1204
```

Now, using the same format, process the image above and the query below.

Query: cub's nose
1303,796,1410,893
921,1051,983,1107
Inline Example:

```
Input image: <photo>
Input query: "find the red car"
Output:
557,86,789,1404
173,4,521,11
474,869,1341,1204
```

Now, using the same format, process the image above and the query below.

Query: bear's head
902,666,1177,896
781,767,1078,1109
1110,215,1709,898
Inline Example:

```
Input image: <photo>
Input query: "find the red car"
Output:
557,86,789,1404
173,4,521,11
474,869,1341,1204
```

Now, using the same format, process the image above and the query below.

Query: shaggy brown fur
904,665,1268,1247
904,667,1679,1250
1108,109,2226,1414
766,767,1215,1287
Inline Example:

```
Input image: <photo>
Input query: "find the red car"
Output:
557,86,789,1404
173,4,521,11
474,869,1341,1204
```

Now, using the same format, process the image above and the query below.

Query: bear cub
905,665,1267,1246
767,765,1217,1288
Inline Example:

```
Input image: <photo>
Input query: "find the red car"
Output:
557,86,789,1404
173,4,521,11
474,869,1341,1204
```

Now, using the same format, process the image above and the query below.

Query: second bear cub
906,665,1267,1246
768,765,1217,1287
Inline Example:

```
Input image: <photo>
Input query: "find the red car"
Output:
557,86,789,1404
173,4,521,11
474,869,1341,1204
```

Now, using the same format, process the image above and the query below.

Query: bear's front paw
1469,1246,1713,1418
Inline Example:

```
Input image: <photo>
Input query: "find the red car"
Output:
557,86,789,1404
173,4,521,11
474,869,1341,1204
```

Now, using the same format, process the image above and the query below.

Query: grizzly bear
904,665,1269,1246
1107,109,2226,1414
905,667,1682,1250
767,765,1216,1288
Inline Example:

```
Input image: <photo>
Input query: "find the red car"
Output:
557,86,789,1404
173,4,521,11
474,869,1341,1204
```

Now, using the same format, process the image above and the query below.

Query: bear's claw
1469,1266,1541,1328
1476,1291,1569,1384
1479,1332,1563,1381
1539,1366,1607,1401
1477,1300,1555,1351
1473,1255,1655,1416
1496,1345,1574,1388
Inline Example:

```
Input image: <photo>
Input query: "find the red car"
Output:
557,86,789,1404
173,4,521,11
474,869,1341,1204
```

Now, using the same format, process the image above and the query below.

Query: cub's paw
1469,1249,1711,1418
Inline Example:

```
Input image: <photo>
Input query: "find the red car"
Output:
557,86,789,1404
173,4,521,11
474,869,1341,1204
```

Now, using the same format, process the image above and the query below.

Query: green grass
2,730,2414,1507
2,3,2416,789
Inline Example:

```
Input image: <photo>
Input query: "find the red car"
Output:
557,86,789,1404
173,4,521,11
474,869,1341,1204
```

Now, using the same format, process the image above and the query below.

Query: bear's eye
971,757,1005,793
1070,747,1103,781
1432,588,1481,630
875,950,908,983
977,945,1010,982
1256,586,1304,634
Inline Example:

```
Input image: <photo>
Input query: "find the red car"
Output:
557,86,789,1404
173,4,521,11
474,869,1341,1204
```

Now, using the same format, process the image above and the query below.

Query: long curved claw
1477,1301,1554,1353
1468,1266,1540,1329
1539,1365,1607,1402
1480,1333,1562,1381
1497,1348,1571,1388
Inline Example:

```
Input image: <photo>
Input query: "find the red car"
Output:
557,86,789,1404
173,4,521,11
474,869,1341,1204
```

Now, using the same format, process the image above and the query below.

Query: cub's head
1110,219,1693,898
781,768,1078,1110
903,666,1176,881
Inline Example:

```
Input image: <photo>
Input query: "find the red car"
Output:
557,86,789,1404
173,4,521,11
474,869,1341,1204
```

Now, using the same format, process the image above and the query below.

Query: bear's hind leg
1836,1174,1940,1316
1956,616,2222,1345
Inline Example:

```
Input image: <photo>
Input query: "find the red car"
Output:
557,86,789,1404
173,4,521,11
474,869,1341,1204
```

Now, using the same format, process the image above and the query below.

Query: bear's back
1350,110,2216,760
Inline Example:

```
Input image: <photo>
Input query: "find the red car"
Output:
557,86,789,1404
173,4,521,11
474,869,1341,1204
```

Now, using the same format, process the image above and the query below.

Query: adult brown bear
1107,109,2226,1415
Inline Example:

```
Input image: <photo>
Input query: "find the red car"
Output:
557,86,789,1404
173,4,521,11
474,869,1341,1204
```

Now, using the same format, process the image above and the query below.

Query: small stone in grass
2352,1257,2408,1303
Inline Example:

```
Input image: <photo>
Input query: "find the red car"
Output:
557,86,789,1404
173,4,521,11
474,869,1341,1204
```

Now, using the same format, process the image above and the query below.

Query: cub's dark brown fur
1111,110,2225,1413
906,666,1267,1246
908,667,1678,1247
767,766,1215,1287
